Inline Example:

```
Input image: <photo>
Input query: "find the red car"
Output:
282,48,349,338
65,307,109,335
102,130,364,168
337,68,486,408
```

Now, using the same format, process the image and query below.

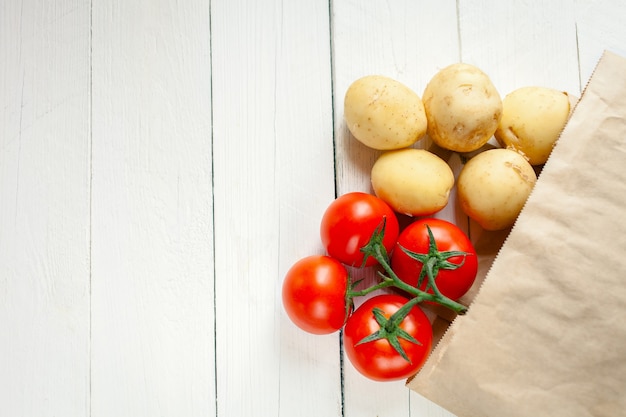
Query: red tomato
320,192,399,267
282,255,351,335
343,294,432,381
391,218,478,301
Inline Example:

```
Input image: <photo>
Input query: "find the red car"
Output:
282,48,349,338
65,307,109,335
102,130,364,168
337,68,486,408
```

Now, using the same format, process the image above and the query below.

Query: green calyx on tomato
391,218,478,301
355,296,423,363
344,294,433,381
350,217,469,315
342,220,468,370
399,225,471,299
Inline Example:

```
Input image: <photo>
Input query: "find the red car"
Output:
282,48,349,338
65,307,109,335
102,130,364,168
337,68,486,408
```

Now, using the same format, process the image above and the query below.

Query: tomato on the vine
282,255,351,335
343,294,433,381
320,192,399,267
391,218,478,301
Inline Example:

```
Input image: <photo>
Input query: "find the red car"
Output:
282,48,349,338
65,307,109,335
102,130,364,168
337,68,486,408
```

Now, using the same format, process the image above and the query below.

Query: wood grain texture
0,0,91,415
90,1,214,416
1,1,626,416
211,0,340,416
458,0,580,95
574,0,626,85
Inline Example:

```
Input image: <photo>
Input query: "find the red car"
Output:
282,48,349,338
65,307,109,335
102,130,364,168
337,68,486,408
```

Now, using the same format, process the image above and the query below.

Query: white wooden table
2,1,625,416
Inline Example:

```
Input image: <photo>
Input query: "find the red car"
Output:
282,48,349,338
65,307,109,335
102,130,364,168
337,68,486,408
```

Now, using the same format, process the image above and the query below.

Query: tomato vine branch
343,217,471,362
357,217,468,316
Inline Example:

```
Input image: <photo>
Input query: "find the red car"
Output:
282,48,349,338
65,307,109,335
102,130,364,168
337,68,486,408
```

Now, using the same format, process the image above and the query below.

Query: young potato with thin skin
495,86,571,165
457,148,536,231
344,75,427,150
371,148,454,217
423,63,502,153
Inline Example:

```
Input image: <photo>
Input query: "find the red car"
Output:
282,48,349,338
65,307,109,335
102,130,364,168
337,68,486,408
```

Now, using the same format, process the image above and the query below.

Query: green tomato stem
348,280,394,298
354,217,468,316
348,217,470,364
372,241,467,315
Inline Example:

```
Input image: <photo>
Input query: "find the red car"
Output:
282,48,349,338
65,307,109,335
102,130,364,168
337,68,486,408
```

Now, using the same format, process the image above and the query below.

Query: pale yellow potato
344,75,427,150
371,148,454,216
423,63,502,152
457,148,536,231
495,86,570,165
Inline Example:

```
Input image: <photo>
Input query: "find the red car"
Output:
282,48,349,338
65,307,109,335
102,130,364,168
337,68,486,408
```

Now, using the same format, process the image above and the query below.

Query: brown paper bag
408,50,626,417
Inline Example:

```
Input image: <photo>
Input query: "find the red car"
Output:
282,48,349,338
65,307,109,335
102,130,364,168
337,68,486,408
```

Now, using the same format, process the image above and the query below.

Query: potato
423,63,502,152
494,86,570,165
344,75,427,150
371,148,454,216
457,148,536,231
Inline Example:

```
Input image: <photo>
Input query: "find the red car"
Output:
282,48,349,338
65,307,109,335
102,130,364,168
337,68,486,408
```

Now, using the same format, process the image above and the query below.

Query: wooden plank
89,1,215,415
210,0,340,415
458,0,580,96
331,1,459,416
574,0,626,85
0,0,91,415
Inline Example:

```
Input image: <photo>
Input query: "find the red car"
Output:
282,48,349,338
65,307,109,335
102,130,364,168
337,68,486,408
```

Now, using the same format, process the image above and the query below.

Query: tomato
320,192,400,267
282,255,351,335
391,218,478,301
343,294,432,381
